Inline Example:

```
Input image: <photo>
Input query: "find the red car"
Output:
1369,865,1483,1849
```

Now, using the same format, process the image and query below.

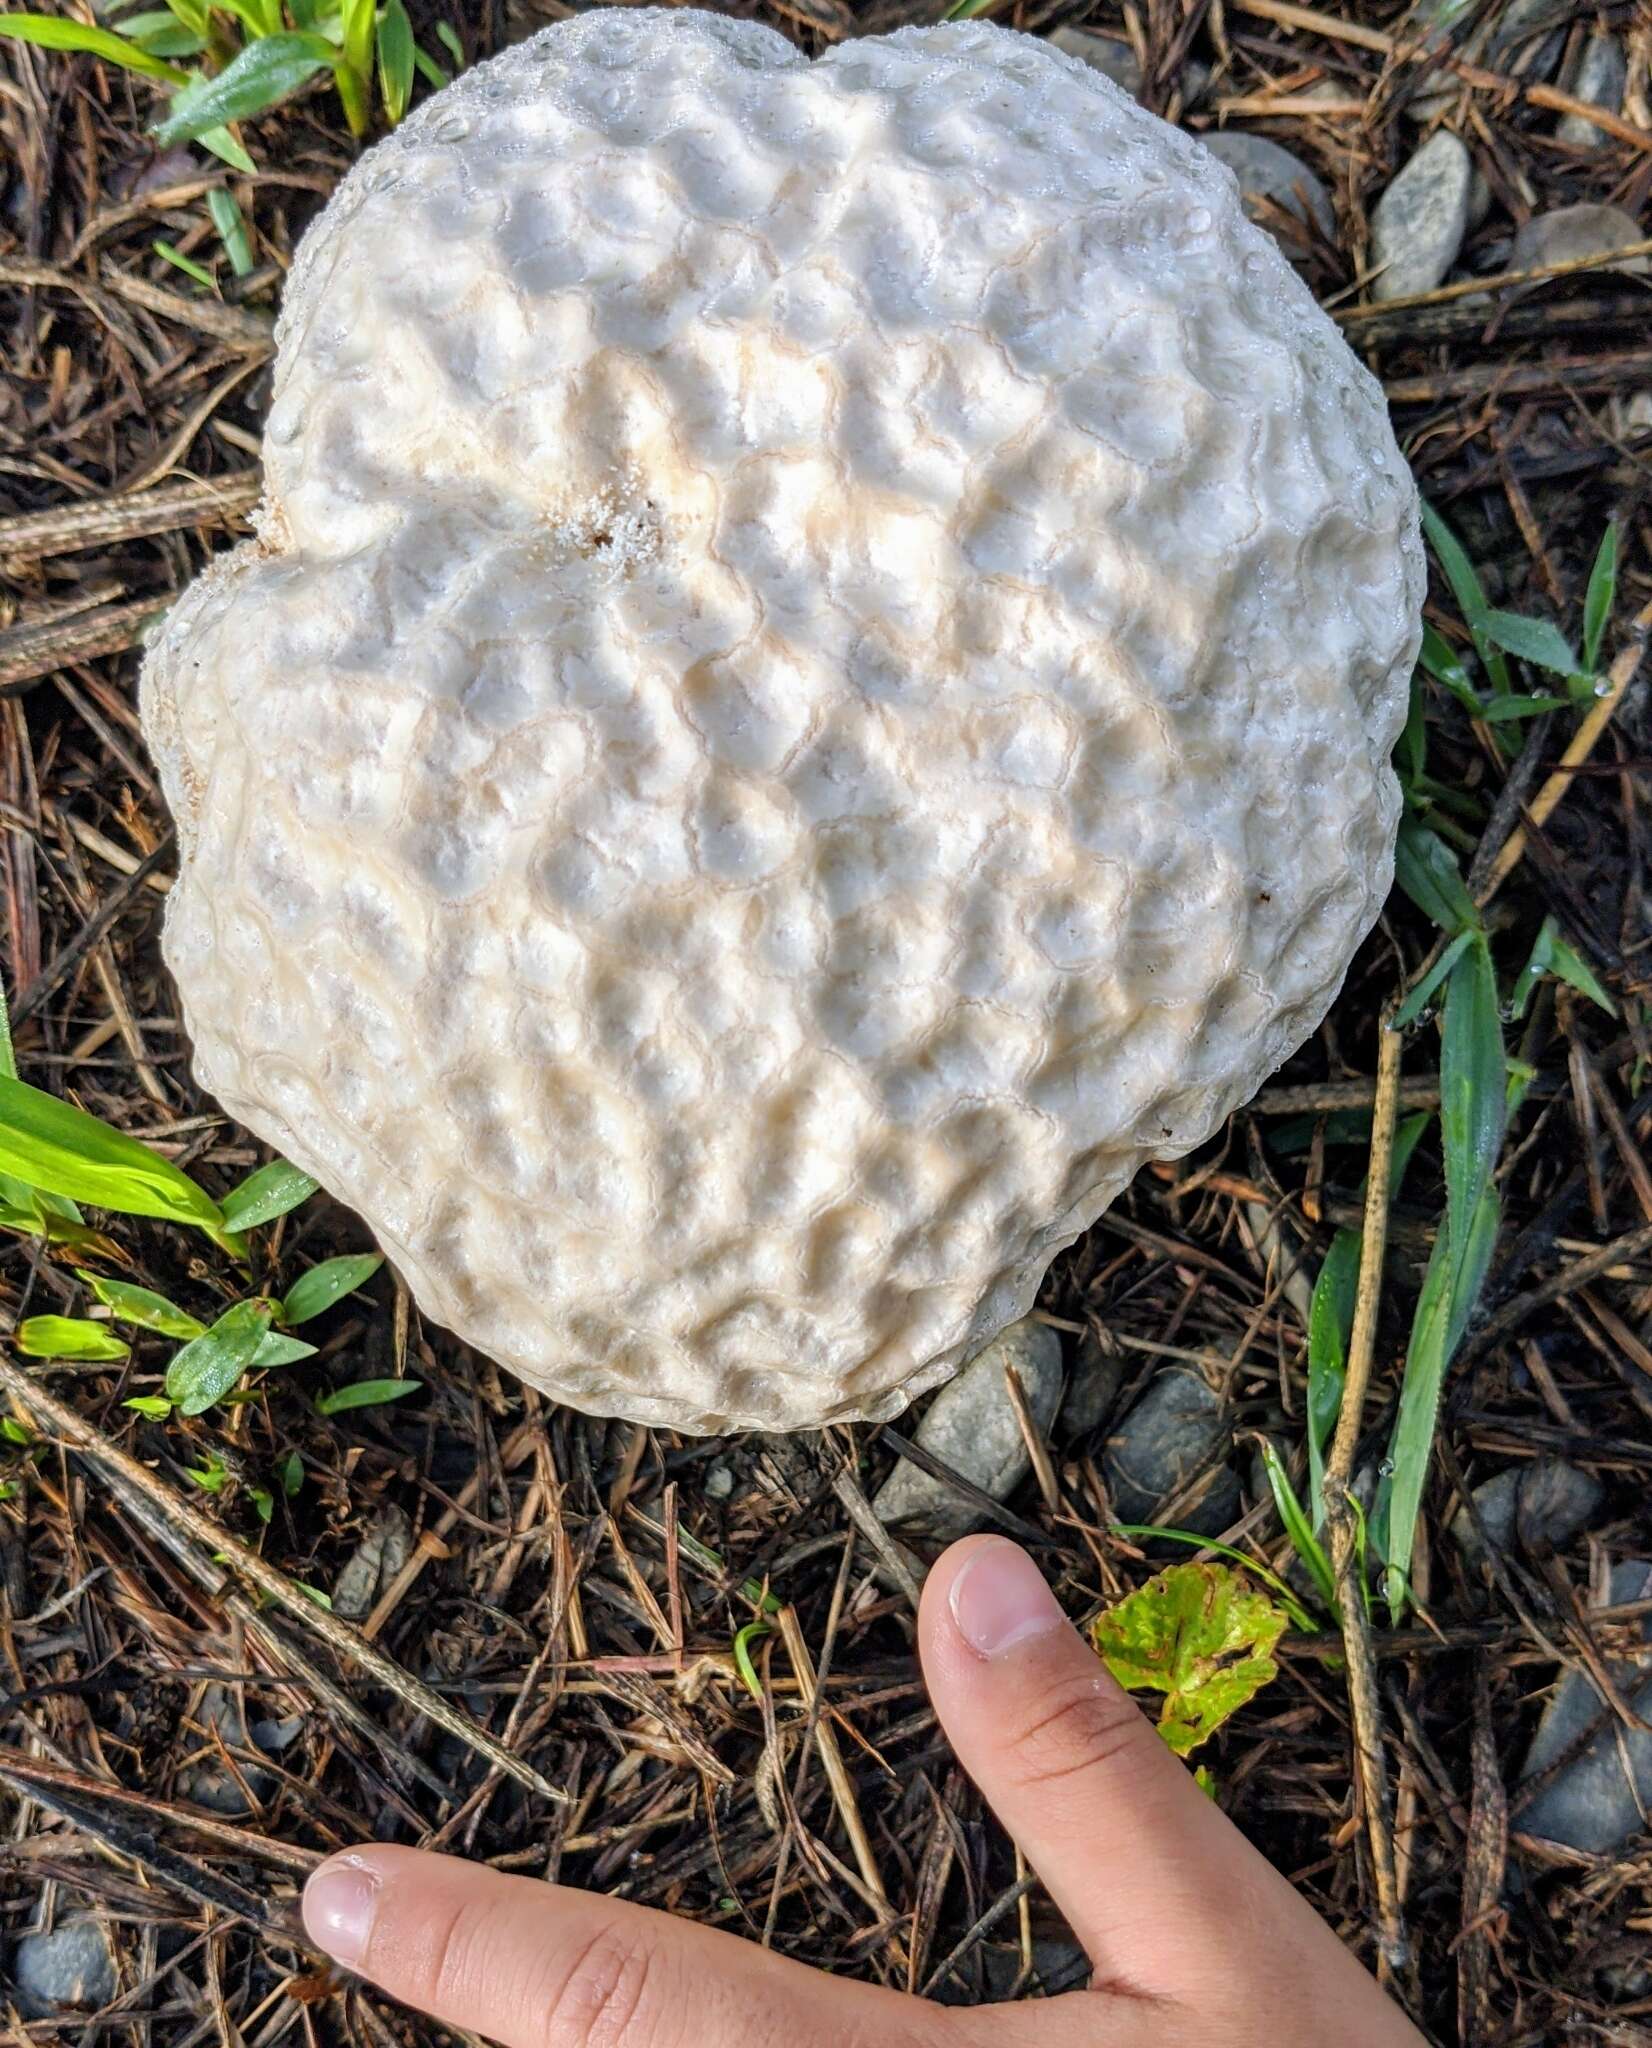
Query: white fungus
141,11,1423,1432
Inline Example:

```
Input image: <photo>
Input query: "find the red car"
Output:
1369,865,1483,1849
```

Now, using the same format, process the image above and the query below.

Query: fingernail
948,1538,1066,1659
303,1854,380,1968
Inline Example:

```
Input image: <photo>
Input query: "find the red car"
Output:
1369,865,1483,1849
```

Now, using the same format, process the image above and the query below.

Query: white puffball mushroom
141,10,1422,1433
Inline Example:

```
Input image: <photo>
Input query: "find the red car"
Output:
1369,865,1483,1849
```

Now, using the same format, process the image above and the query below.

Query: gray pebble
333,1504,414,1621
872,1318,1063,1548
1519,1561,1652,1855
11,1921,116,2018
1102,1365,1238,1533
1198,131,1336,256
1452,1459,1603,1566
1371,130,1475,300
1511,202,1650,279
702,1458,735,1501
178,1683,281,1816
1556,35,1626,147
1488,0,1567,82
1060,1325,1124,1439
1623,391,1652,437
1048,26,1143,100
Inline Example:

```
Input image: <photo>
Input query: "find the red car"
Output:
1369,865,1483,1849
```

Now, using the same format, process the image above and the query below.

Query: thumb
919,1536,1416,2032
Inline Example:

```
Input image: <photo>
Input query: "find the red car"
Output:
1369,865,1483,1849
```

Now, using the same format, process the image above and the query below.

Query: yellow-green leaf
1090,1561,1287,1757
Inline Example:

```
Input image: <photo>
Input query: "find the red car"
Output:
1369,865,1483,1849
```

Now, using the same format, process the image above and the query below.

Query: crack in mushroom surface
141,10,1423,1432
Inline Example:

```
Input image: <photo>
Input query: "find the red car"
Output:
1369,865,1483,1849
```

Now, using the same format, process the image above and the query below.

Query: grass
0,0,457,162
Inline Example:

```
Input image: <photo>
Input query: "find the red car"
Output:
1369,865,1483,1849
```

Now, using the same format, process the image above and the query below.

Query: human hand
302,1534,1426,2046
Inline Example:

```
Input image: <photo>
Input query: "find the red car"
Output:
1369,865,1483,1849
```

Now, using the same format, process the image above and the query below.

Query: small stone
1623,391,1652,437
703,1459,735,1501
1048,26,1144,100
1518,1561,1652,1855
1370,130,1475,301
1102,1365,1238,1533
1511,203,1650,279
1488,0,1566,82
1061,1325,1124,1439
1452,1459,1603,1565
1556,35,1626,147
872,1318,1063,1548
332,1504,414,1621
11,1921,117,2018
177,1683,281,1816
1198,131,1336,259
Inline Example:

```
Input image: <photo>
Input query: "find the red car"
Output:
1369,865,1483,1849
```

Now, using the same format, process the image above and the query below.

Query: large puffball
142,11,1422,1432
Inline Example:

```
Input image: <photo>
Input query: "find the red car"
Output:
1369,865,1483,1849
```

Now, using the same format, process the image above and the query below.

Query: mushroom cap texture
141,10,1422,1433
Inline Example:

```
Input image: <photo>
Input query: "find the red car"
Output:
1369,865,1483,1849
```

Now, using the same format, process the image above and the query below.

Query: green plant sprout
1092,1561,1289,1757
1268,508,1623,1623
0,0,461,163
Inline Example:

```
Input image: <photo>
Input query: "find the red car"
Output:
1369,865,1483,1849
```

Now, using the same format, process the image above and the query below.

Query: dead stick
775,1603,889,1910
0,1355,565,1803
1321,1018,1409,1981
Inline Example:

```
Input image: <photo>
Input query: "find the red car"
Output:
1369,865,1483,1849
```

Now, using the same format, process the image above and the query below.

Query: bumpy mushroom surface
141,10,1422,1432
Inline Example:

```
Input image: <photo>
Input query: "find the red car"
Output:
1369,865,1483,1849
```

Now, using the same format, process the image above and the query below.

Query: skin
303,1535,1428,2048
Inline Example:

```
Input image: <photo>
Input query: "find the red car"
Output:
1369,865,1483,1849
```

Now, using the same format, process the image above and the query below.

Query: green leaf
731,1619,769,1701
1476,608,1579,679
249,1484,275,1523
1582,522,1618,676
118,11,206,54
1306,1229,1359,1520
164,1298,273,1415
1420,500,1511,695
434,17,462,67
1393,817,1480,937
1381,1186,1500,1618
278,1448,303,1496
280,1251,381,1325
15,1315,129,1361
123,1394,173,1417
411,38,446,85
0,1076,228,1237
78,1270,204,1338
151,33,337,144
160,0,209,34
0,976,15,1084
1091,1561,1289,1755
219,1157,317,1233
1257,1439,1336,1614
198,123,256,172
1546,931,1616,1017
250,1329,317,1369
376,0,412,119
296,1580,333,1608
1439,935,1505,1264
183,1452,229,1493
338,0,371,76
315,1376,421,1416
1417,623,1478,714
1477,693,1570,723
0,11,189,80
1393,926,1475,1031
0,1416,31,1446
206,186,254,276
153,236,215,289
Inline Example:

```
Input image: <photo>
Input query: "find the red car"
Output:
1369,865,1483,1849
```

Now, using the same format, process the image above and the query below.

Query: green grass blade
1257,1440,1337,1614
1420,500,1511,694
1546,930,1616,1017
1393,817,1480,936
1439,935,1505,1261
280,1251,382,1325
15,1314,130,1361
1475,608,1578,679
1582,522,1618,675
315,1377,421,1416
1417,623,1478,714
219,1156,317,1233
153,236,215,288
0,973,14,1083
411,39,446,85
0,1074,226,1234
1306,1229,1358,1522
376,0,413,120
150,33,336,144
206,186,254,275
434,18,463,67
1393,926,1475,1031
0,11,189,81
197,122,256,172
731,1620,769,1701
78,1269,204,1338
